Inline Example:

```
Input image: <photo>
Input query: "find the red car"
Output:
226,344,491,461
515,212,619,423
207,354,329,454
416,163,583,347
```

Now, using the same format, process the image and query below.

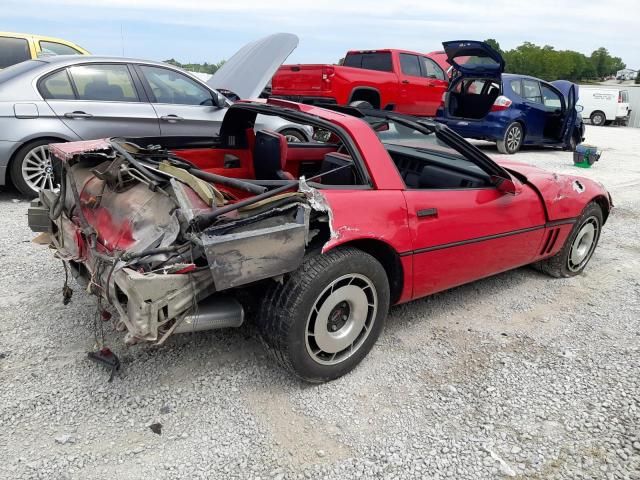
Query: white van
577,86,630,126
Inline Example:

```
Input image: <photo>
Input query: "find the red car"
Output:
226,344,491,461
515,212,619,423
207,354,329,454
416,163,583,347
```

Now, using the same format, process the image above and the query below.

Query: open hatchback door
207,33,299,100
442,40,504,78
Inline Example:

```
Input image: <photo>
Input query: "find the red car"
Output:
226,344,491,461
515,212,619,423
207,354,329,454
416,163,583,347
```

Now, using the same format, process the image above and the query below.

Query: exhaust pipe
173,295,244,334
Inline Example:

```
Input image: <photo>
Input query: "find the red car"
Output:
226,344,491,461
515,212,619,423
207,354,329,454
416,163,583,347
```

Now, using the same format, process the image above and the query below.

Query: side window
68,64,138,102
39,69,75,100
522,79,543,104
541,85,562,109
343,52,393,72
39,41,82,56
420,57,445,80
509,80,522,96
620,90,629,103
139,65,213,106
399,54,421,77
0,36,31,69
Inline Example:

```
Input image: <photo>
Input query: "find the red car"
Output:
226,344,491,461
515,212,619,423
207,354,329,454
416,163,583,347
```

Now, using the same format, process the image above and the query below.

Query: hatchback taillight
491,95,512,112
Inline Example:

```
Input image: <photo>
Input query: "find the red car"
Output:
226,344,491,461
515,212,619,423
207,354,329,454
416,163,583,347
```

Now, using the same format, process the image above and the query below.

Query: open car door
442,40,504,79
552,80,578,149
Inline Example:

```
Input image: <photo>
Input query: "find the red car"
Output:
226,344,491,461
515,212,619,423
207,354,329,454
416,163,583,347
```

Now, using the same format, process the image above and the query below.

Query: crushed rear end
28,138,316,345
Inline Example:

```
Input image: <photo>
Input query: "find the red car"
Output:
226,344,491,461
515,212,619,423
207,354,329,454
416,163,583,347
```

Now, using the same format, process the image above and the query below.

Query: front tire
258,248,390,383
534,202,603,278
496,122,523,154
10,139,61,196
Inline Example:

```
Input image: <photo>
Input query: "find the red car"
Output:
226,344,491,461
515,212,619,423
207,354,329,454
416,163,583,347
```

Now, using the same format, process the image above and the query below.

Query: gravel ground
1,125,639,479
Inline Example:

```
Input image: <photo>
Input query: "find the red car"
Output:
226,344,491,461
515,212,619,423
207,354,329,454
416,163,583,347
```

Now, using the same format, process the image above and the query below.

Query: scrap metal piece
87,347,120,382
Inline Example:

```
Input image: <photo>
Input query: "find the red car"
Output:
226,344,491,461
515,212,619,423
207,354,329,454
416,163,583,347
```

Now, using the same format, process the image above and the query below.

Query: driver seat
253,130,294,180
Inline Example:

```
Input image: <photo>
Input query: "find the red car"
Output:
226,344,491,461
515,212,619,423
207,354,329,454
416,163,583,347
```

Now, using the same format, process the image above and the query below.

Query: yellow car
0,32,89,69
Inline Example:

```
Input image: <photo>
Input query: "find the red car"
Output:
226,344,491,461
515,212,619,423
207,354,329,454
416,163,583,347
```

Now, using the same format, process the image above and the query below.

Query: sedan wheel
11,140,62,196
590,111,606,126
22,145,56,193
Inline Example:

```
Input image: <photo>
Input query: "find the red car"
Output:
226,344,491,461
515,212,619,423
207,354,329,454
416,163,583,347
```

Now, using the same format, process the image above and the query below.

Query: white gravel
1,125,639,479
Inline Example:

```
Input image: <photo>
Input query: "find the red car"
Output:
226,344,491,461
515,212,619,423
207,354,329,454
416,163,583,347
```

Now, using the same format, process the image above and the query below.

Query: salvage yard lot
1,125,639,479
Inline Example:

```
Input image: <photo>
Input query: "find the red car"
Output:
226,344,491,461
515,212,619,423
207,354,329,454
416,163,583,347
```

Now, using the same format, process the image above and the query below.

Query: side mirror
213,91,228,108
492,175,522,195
575,104,584,113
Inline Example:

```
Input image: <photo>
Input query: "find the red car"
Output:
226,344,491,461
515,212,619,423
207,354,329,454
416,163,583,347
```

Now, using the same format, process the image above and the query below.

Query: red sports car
28,99,611,382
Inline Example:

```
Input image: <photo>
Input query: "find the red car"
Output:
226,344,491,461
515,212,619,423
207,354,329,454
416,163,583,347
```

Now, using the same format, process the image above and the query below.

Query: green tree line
162,59,226,74
484,39,625,81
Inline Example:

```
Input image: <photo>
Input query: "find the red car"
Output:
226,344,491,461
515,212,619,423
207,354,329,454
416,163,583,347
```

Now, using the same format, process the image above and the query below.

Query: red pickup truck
271,49,449,116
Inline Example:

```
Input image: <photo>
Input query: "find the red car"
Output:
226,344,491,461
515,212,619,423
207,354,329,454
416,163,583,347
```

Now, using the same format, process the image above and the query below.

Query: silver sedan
0,56,311,195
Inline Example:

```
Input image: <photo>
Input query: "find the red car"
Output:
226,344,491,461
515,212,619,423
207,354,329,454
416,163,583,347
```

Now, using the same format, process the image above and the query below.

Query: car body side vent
541,228,560,255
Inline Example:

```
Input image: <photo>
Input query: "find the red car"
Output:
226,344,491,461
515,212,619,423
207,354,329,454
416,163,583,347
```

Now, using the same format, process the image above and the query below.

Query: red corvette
29,99,611,382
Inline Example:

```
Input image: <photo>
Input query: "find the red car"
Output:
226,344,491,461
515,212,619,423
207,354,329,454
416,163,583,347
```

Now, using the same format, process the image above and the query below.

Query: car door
135,64,225,137
402,161,546,299
520,79,546,142
418,56,448,116
397,53,433,115
41,63,161,139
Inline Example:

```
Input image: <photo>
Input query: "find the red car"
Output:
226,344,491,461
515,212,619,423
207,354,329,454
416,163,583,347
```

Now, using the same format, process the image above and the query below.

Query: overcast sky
3,0,638,69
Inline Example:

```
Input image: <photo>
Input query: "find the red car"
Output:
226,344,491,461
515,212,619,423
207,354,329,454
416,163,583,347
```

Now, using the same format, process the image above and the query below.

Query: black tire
349,100,375,109
496,122,523,154
279,128,307,143
258,247,390,383
534,202,603,278
590,111,606,126
10,138,62,196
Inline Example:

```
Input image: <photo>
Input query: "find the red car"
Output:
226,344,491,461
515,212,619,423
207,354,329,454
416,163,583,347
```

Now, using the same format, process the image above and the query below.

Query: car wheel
590,111,606,126
349,100,374,109
496,122,523,154
10,139,61,196
280,128,306,143
258,247,390,383
534,202,603,278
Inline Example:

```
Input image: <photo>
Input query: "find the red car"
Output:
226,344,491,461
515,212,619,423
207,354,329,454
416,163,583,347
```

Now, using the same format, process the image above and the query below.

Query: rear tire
258,247,390,383
496,122,523,154
10,139,62,196
534,202,603,278
590,111,606,126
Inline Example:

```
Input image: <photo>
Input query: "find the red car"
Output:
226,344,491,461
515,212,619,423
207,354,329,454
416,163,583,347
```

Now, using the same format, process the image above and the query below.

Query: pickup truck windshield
343,52,393,72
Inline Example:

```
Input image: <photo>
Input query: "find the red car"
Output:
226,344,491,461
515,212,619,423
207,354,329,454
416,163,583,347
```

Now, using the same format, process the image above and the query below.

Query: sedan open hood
207,33,298,100
442,40,504,78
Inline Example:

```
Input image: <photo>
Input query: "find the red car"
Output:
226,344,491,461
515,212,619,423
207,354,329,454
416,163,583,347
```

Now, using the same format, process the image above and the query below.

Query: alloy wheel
21,145,57,193
305,273,378,365
567,216,599,272
506,125,522,153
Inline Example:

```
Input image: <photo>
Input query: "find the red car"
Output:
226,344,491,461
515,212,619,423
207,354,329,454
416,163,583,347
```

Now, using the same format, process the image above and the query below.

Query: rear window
508,79,521,96
522,79,542,104
40,69,75,100
39,41,82,56
0,36,31,69
399,54,421,77
69,64,138,102
620,90,629,103
343,52,392,72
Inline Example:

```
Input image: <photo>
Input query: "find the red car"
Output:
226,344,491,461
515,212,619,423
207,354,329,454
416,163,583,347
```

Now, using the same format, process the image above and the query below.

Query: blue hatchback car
436,41,584,154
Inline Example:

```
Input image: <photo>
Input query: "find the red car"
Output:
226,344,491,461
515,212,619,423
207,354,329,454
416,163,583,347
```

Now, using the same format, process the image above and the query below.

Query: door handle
160,115,184,122
402,80,410,84
417,208,438,218
64,111,93,118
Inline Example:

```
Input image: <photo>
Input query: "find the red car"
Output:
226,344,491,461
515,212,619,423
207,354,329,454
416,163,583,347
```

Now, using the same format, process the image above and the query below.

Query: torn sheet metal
49,138,112,161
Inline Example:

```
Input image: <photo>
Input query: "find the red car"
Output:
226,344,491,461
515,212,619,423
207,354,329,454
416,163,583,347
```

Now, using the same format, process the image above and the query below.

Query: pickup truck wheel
496,122,523,154
258,247,390,383
533,202,603,278
590,111,606,126
349,100,374,109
